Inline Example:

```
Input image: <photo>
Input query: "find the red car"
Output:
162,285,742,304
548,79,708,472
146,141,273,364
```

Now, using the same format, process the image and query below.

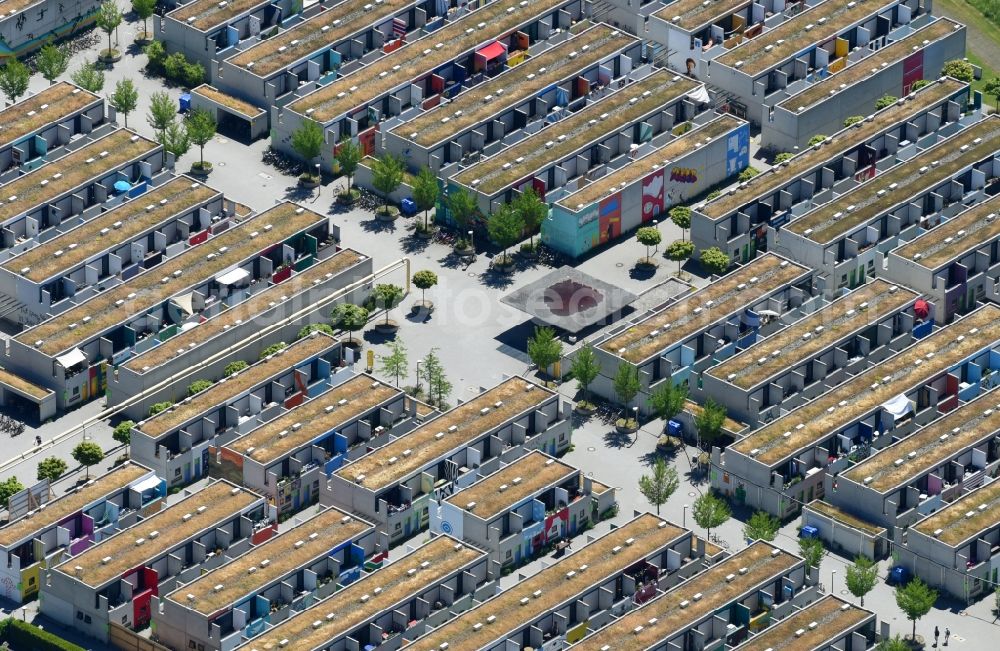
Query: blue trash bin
400,197,417,216
800,525,819,539
179,93,191,113
667,419,683,437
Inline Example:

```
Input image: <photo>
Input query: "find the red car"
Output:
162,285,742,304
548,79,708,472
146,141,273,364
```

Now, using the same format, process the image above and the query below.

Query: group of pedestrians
934,626,951,647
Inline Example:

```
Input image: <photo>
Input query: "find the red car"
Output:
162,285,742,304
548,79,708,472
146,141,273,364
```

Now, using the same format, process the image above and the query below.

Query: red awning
914,299,929,320
477,41,507,61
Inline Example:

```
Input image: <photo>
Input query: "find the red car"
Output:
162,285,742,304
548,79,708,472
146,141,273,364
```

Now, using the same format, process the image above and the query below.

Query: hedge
0,618,85,651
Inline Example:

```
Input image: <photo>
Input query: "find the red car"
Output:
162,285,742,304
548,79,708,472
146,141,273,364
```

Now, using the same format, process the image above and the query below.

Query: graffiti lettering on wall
669,167,698,183
641,169,664,221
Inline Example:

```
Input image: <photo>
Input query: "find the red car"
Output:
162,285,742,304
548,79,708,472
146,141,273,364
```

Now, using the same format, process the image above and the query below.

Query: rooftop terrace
700,78,966,219
168,0,266,32
228,0,413,76
843,387,1000,492
445,451,577,520
0,367,51,400
716,0,898,75
731,304,1000,466
337,377,556,490
56,481,259,588
0,82,99,149
17,203,324,356
168,507,371,615
788,116,1000,243
733,595,873,651
600,254,809,363
779,18,961,112
4,177,219,283
244,536,483,651
191,85,266,117
913,479,1000,546
289,0,571,121
708,280,917,389
228,374,400,465
415,513,685,650
0,462,149,548
577,543,800,651
453,71,698,195
0,129,158,224
122,249,362,373
893,192,1000,270
653,0,752,31
0,0,42,17
395,25,636,148
558,115,741,210
806,500,886,536
138,333,338,439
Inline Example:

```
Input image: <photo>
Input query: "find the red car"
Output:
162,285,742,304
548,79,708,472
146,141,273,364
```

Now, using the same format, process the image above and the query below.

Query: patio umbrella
113,180,131,193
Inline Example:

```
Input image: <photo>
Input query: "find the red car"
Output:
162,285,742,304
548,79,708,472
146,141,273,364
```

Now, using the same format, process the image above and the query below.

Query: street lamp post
315,163,321,196
415,359,424,394
683,504,689,528
831,569,837,595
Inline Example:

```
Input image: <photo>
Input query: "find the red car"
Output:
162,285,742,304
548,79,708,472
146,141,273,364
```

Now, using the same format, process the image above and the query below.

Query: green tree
371,283,404,325
843,115,864,127
807,134,827,146
259,342,287,360
942,58,974,83
132,0,156,39
412,167,440,232
144,40,167,71
638,457,679,515
110,79,139,128
665,239,694,276
113,420,135,447
162,121,191,162
613,362,640,410
147,91,176,142
700,246,731,275
895,577,937,641
423,348,452,407
335,138,361,193
224,360,249,377
738,166,760,182
291,119,324,180
331,303,369,343
371,153,404,216
36,42,69,84
487,203,524,264
297,323,334,339
0,59,30,104
71,62,105,92
648,381,687,424
636,226,662,262
692,492,730,541
570,344,600,405
96,0,122,59
37,456,68,483
911,79,931,91
773,152,794,164
412,269,438,307
706,189,722,201
0,477,24,510
743,511,779,542
185,107,217,169
694,398,727,448
874,94,898,111
187,379,212,396
669,205,691,240
446,187,478,230
513,189,547,247
876,635,911,651
845,555,878,606
72,442,103,479
149,401,172,416
527,326,563,376
985,77,1000,111
798,537,824,578
379,341,408,387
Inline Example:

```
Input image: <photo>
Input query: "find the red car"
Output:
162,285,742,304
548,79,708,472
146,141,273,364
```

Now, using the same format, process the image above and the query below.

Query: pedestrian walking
944,627,950,646
934,626,940,647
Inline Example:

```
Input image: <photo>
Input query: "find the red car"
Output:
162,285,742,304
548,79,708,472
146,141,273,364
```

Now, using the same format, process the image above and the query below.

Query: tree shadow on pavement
359,217,398,234
401,232,432,255
477,267,517,290
604,429,633,449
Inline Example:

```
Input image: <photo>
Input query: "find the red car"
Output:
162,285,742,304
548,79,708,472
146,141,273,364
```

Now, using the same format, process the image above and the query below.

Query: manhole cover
688,491,697,497
587,471,593,476
468,272,477,277
587,447,596,451
218,162,226,167
840,590,849,596
258,173,272,180
616,262,624,268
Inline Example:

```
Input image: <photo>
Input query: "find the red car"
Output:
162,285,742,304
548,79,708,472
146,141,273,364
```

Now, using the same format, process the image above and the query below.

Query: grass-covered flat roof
716,0,898,75
446,451,577,520
0,366,51,400
122,249,363,373
913,478,1000,546
733,595,873,651
396,25,636,148
138,333,338,439
600,254,809,363
805,501,885,536
731,304,1000,466
192,85,265,117
4,177,220,283
558,115,741,210
416,513,685,650
779,18,961,112
700,78,966,220
0,462,150,548
893,192,1000,270
228,0,413,76
0,129,158,224
0,82,100,149
168,0,268,32
843,387,1000,493
788,116,1000,243
574,543,800,651
57,481,259,588
337,377,555,490
0,0,43,17
17,203,324,356
246,536,484,651
454,71,698,195
168,507,371,615
653,0,752,31
708,280,917,389
289,0,570,122
227,375,401,465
